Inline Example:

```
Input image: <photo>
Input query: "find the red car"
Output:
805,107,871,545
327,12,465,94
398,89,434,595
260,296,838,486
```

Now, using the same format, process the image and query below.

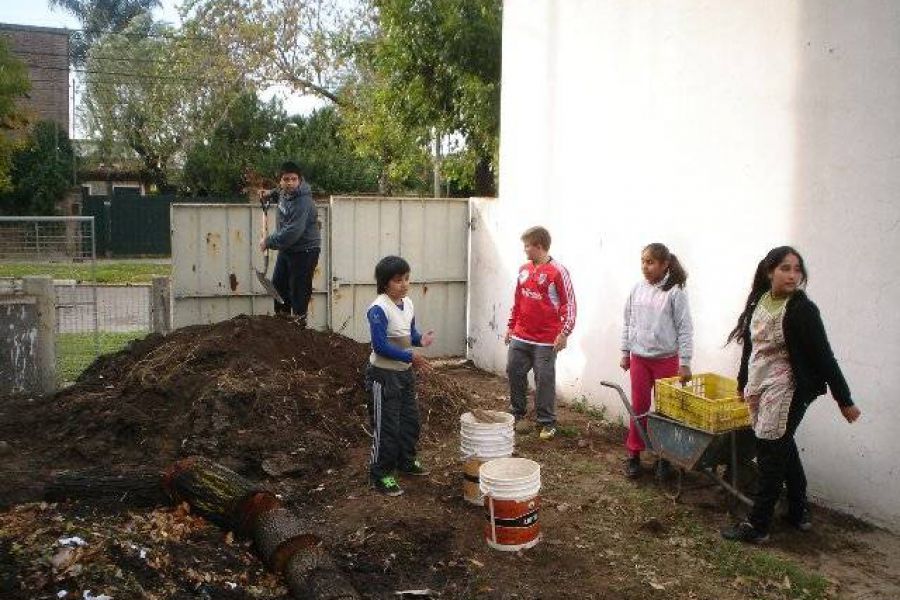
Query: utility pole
432,130,442,198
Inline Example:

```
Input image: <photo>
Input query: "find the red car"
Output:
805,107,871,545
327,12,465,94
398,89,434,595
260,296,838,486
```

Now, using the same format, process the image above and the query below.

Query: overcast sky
1,0,182,29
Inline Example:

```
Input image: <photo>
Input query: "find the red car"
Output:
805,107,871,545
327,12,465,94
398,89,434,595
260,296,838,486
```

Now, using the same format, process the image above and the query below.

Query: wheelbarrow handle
600,380,654,452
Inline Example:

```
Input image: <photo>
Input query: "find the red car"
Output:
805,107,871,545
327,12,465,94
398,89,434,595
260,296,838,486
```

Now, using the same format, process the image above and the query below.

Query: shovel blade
255,270,284,304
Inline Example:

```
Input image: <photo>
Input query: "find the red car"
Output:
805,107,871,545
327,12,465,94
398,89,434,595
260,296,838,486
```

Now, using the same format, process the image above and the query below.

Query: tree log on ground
43,457,359,600
164,456,359,600
44,470,170,508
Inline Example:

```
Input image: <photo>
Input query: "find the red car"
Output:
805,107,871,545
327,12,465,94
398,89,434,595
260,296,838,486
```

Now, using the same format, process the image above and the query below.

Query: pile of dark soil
4,315,477,484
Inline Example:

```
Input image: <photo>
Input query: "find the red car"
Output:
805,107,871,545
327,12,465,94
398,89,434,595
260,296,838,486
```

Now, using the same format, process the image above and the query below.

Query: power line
66,27,212,42
23,63,219,83
13,48,204,66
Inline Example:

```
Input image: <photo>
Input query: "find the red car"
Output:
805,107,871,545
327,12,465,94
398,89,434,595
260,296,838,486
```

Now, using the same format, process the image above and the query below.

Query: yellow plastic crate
654,373,750,433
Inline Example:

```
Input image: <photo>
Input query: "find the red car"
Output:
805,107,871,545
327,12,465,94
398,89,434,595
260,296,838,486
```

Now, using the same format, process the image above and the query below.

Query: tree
81,14,244,191
182,0,365,103
339,66,431,195
0,38,31,192
182,0,501,195
48,0,161,65
274,107,381,195
0,120,74,215
365,0,502,196
181,92,287,196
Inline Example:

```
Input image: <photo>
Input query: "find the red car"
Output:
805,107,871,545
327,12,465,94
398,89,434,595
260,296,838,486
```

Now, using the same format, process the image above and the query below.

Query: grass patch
569,395,609,421
57,331,146,382
701,537,830,599
0,261,170,284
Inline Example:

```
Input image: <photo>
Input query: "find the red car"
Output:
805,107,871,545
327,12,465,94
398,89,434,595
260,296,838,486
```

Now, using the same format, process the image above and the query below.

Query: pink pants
626,354,679,456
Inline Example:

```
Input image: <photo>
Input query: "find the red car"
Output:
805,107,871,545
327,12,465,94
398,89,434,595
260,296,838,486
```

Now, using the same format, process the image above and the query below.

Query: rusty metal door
170,203,330,329
328,196,469,356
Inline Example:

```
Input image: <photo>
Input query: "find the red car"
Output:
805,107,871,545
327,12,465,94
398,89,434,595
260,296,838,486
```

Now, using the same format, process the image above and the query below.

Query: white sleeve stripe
554,261,577,331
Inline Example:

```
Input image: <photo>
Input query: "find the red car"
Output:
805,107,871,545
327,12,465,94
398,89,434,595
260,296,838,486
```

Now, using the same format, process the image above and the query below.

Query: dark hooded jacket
265,181,320,252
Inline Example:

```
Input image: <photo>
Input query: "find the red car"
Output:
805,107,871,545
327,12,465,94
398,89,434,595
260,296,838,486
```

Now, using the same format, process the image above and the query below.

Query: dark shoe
783,507,812,532
514,418,533,434
721,521,769,544
372,475,403,496
399,459,430,477
624,456,641,479
654,458,672,480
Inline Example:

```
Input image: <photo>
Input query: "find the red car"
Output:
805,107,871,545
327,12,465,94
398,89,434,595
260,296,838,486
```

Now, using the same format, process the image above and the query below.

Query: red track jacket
507,258,577,345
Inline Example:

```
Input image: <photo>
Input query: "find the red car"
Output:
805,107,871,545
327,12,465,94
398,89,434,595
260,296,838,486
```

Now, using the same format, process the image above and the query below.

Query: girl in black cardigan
721,246,861,543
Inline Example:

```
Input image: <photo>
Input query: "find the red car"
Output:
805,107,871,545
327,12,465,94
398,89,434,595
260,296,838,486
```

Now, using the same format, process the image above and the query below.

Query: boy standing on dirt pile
258,161,321,327
505,226,577,441
365,256,435,496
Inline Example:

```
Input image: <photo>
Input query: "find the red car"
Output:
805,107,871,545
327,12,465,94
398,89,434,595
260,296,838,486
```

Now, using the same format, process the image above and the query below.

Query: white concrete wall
470,1,900,529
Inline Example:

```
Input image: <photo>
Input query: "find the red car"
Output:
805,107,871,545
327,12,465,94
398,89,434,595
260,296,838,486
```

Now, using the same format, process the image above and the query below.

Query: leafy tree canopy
80,14,244,191
0,120,74,215
273,106,381,195
181,0,364,103
363,0,501,195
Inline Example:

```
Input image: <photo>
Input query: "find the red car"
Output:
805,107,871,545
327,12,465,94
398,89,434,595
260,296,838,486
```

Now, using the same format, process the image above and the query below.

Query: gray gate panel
329,197,469,356
171,203,329,330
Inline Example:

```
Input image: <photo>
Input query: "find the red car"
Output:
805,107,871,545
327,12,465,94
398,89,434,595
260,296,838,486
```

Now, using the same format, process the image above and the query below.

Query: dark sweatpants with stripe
366,364,420,481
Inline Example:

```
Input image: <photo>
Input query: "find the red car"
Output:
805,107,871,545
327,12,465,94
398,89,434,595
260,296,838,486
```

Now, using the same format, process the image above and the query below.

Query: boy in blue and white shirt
365,256,435,496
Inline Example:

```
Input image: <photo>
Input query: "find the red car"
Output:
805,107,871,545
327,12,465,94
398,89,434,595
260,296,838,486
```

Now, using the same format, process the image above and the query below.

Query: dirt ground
1,316,899,599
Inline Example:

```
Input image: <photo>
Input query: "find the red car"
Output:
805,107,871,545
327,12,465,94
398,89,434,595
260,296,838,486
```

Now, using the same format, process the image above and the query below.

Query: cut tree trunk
164,456,359,600
44,470,169,508
44,457,360,600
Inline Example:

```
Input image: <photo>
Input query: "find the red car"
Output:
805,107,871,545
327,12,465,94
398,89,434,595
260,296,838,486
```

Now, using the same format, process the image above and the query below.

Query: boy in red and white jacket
505,226,577,440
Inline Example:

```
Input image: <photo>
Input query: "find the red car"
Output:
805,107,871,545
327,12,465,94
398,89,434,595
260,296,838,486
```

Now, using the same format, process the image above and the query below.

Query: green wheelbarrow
601,380,757,507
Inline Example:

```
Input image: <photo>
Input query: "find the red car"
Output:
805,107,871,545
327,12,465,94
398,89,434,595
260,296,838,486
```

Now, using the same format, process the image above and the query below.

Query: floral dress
744,293,795,440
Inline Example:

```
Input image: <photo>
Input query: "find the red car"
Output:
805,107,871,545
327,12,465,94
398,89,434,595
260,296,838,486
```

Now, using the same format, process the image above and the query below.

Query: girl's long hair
644,243,687,291
726,246,808,344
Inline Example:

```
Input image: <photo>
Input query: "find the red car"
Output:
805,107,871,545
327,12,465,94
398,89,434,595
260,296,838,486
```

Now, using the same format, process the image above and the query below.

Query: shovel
255,196,284,304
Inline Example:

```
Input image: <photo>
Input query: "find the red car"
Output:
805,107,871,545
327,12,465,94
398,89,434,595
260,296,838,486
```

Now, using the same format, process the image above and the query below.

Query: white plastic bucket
459,411,515,505
479,457,542,551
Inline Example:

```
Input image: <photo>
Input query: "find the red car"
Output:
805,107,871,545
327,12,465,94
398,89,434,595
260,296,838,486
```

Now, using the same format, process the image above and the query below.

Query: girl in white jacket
620,243,694,478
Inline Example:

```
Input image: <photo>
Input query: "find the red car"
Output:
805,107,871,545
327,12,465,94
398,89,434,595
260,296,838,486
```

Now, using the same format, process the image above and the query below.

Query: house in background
74,140,148,198
468,1,900,530
0,23,70,134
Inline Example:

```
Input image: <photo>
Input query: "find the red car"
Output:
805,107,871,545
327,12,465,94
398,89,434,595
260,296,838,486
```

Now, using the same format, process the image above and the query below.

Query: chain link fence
0,217,152,382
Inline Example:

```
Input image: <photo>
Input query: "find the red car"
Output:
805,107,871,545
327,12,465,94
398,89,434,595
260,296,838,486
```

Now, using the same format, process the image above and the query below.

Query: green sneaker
399,459,430,476
372,475,403,496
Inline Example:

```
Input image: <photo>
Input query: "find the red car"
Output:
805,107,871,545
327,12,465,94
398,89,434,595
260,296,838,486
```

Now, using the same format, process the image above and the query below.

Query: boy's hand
841,404,861,423
679,365,692,385
421,330,435,347
258,237,267,252
553,333,568,352
411,353,431,372
619,355,630,371
504,329,513,345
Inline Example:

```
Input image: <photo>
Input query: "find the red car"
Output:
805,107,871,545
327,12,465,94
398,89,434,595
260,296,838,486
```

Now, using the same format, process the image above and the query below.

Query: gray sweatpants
507,339,557,426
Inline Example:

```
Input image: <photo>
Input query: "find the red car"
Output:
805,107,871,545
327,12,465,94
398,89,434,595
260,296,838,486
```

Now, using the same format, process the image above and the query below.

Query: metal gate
328,196,469,356
170,203,330,329
170,197,469,356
